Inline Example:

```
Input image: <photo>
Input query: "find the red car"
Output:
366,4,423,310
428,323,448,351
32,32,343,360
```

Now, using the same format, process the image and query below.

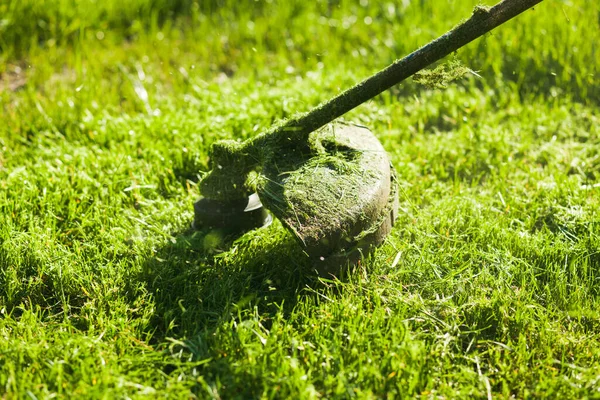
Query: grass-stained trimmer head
193,0,543,272
259,123,398,270
194,122,398,271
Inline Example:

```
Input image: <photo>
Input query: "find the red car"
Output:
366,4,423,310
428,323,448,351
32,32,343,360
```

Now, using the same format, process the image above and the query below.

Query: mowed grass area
1,0,599,397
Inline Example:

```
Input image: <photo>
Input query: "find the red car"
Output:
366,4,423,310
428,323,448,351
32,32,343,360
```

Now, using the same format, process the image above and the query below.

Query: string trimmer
193,0,544,272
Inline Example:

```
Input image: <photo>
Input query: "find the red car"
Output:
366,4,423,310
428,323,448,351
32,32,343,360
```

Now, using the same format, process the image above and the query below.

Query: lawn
1,0,599,398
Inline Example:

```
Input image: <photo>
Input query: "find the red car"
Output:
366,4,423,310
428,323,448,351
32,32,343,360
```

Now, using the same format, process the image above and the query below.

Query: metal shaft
282,0,544,135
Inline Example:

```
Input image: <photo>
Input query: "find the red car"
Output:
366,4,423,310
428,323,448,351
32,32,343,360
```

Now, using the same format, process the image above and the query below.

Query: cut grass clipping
413,60,481,89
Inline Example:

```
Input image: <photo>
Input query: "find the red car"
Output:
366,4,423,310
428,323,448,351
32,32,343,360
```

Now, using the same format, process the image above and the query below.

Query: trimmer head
194,122,398,273
257,123,397,271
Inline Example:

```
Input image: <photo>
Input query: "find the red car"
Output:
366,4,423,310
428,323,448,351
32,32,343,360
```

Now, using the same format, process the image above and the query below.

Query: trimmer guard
257,123,398,271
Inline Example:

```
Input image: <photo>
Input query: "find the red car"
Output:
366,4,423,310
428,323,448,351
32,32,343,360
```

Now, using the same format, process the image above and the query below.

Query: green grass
1,0,599,398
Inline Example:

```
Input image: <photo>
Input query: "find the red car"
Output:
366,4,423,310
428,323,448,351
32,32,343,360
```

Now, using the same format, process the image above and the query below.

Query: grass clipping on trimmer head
256,122,396,263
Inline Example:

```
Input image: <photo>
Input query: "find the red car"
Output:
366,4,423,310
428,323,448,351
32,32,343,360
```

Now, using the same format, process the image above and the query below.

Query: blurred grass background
1,0,598,98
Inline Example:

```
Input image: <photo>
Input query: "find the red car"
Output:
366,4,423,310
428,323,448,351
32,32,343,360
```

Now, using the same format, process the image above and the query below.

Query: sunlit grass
1,0,599,398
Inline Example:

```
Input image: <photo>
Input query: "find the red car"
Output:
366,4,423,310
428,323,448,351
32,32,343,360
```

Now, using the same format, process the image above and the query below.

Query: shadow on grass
136,215,376,395
138,219,318,343
135,218,334,394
